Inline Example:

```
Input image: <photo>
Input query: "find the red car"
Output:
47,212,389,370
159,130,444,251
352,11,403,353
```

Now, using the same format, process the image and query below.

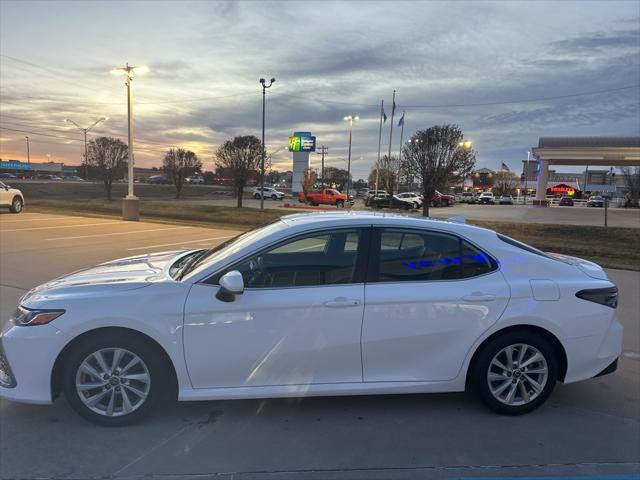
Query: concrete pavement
0,213,638,479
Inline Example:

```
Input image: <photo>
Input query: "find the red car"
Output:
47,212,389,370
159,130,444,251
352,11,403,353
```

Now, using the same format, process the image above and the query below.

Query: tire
9,196,23,213
443,199,449,207
413,202,420,210
271,194,277,200
253,193,261,199
471,331,557,415
336,200,345,208
62,333,169,426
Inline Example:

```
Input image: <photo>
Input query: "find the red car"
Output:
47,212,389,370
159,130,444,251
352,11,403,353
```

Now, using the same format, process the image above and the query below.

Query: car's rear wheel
62,334,167,426
10,196,23,213
472,332,557,415
253,193,261,199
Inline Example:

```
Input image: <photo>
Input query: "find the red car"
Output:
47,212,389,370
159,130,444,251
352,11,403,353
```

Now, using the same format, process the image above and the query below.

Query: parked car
365,189,388,205
298,188,348,207
0,180,24,213
369,194,414,210
253,187,285,200
63,176,85,182
147,175,171,185
478,192,495,204
559,196,574,206
0,212,622,425
460,192,477,204
587,195,605,207
357,188,370,198
499,194,514,205
396,192,423,209
432,190,455,207
0,173,18,179
186,176,205,185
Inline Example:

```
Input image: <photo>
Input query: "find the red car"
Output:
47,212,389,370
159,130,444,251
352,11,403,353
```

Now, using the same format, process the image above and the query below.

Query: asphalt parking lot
1,213,639,480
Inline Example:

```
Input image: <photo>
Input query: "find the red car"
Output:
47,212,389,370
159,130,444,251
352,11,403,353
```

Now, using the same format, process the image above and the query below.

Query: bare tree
492,170,519,196
323,166,350,191
302,167,317,196
371,154,398,197
163,148,202,199
215,136,263,208
621,166,640,207
403,125,476,216
86,136,128,201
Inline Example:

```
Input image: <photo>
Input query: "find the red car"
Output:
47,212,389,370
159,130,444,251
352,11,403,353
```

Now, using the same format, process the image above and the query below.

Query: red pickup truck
298,188,349,207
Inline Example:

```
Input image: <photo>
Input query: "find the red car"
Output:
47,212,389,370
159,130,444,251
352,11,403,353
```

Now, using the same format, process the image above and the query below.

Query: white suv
253,187,285,200
478,192,495,204
0,181,24,213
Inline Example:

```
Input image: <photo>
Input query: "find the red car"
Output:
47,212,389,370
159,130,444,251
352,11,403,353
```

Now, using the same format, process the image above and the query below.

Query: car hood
21,250,190,302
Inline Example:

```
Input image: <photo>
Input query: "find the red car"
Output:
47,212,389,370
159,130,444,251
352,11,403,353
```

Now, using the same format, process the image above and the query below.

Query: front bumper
0,322,72,404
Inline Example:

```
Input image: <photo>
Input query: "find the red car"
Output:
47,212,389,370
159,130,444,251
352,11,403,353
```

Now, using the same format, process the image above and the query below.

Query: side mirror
216,270,244,302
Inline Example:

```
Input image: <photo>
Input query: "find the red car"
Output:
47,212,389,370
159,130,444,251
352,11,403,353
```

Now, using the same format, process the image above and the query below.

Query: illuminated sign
0,161,30,170
288,132,316,152
550,184,575,195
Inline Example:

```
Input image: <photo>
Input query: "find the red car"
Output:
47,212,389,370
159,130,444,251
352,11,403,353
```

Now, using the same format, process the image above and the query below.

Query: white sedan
0,212,622,425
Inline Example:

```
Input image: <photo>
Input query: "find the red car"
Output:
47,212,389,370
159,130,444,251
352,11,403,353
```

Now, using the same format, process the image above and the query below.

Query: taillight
576,287,618,309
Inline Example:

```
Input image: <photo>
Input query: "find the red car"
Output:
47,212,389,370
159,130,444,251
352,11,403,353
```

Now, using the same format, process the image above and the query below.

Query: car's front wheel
471,332,557,415
336,200,345,208
62,334,168,426
271,194,278,200
10,196,23,213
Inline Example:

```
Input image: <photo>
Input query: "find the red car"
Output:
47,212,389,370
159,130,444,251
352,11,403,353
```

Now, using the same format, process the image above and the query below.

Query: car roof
278,211,493,237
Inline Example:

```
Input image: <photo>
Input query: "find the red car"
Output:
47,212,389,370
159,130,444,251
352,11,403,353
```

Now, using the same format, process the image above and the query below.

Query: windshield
180,219,288,280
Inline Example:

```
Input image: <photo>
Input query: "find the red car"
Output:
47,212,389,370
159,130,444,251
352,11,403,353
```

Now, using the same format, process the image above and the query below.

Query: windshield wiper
176,249,210,280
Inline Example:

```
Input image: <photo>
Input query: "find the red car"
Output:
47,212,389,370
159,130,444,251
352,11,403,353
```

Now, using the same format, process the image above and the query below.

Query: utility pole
316,145,328,186
24,136,30,165
375,99,384,192
397,110,405,193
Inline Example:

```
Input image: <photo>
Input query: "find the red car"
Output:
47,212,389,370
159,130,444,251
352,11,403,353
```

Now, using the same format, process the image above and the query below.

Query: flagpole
387,90,396,161
397,110,405,193
375,99,384,193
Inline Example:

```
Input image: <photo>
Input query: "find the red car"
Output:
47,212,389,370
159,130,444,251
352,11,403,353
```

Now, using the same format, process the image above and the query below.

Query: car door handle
462,294,496,302
324,298,361,308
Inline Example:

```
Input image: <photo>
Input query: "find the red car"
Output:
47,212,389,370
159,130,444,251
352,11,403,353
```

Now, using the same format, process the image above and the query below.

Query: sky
0,0,639,179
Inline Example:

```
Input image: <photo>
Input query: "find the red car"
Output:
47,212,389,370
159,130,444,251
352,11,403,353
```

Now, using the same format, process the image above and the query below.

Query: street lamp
259,77,275,210
111,63,148,221
344,115,359,199
64,117,108,180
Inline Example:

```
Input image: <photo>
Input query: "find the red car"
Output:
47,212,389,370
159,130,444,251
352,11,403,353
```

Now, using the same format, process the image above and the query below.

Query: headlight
12,306,65,326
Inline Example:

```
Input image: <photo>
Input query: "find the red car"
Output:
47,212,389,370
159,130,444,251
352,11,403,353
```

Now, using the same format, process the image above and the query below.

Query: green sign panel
288,134,316,152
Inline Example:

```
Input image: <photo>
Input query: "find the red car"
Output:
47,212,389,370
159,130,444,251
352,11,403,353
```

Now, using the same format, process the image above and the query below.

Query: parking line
127,235,235,251
47,226,193,241
0,216,70,223
0,221,125,232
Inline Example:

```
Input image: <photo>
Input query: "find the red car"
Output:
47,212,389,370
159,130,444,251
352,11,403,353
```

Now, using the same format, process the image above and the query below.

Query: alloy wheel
487,343,548,406
75,348,151,417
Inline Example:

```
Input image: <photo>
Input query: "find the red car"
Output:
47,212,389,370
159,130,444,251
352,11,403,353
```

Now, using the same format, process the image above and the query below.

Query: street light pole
64,117,108,180
111,63,148,221
24,136,30,165
343,115,359,200
259,77,275,210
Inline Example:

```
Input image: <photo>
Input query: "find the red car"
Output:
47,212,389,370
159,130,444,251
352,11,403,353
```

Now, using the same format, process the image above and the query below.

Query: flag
398,113,404,127
392,99,396,116
501,162,510,171
382,107,387,123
